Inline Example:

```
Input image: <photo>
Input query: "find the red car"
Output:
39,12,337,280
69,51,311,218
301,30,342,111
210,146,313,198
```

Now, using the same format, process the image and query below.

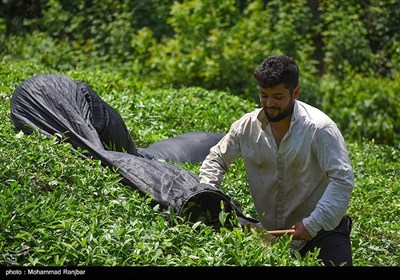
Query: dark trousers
299,215,353,266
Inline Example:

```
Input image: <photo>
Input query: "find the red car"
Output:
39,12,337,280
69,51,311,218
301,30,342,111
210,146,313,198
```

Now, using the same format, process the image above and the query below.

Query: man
198,54,354,266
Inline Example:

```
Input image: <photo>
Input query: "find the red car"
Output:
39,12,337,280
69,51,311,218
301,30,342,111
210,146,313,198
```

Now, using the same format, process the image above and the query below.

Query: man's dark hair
253,54,299,90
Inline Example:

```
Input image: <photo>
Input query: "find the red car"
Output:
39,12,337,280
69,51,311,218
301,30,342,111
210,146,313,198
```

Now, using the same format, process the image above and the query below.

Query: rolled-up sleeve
199,124,242,188
303,124,354,237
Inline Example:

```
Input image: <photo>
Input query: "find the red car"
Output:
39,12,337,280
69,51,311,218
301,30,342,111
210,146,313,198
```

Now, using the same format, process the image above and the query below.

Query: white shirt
199,100,354,249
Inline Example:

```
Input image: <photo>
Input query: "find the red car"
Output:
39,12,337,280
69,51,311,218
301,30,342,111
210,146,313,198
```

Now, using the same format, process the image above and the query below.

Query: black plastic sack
10,74,259,228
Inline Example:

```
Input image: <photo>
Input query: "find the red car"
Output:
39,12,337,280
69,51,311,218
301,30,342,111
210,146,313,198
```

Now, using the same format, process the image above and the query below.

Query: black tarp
10,74,259,228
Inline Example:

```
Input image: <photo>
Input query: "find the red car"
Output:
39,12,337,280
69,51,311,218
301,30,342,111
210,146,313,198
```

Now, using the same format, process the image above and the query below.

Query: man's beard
264,100,295,122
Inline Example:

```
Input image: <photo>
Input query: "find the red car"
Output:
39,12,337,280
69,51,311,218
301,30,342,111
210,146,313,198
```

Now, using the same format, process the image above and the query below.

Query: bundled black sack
10,74,259,228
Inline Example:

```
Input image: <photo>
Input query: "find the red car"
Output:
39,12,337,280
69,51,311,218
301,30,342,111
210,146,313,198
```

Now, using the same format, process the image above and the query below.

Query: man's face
259,83,299,122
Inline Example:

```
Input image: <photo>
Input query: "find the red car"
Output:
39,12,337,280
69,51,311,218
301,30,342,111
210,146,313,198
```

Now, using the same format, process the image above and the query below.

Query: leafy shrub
321,72,400,147
0,60,323,266
347,140,400,266
1,60,399,266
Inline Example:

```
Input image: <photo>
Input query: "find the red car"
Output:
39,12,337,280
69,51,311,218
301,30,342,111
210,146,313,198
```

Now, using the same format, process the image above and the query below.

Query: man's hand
245,223,296,245
292,221,313,241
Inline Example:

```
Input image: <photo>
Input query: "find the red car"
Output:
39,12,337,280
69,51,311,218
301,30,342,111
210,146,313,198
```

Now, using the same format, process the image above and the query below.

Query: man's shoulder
229,108,262,133
296,101,334,126
234,108,262,124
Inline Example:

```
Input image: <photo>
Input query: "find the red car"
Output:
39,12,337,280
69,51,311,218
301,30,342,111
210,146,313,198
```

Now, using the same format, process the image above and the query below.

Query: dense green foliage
1,60,399,267
321,73,400,147
0,60,321,266
1,0,399,148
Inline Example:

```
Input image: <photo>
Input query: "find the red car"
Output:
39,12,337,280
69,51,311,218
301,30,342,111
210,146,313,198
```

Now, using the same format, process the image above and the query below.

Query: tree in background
1,0,399,146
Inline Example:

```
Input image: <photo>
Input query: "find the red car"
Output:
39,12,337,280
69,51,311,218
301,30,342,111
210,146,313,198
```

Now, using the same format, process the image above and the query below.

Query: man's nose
265,97,275,107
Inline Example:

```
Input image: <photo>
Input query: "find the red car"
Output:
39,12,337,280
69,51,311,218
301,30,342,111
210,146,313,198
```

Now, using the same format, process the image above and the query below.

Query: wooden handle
266,229,295,237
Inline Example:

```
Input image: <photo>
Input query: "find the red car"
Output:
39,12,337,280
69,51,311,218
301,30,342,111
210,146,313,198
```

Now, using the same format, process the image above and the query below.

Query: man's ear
293,86,300,99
